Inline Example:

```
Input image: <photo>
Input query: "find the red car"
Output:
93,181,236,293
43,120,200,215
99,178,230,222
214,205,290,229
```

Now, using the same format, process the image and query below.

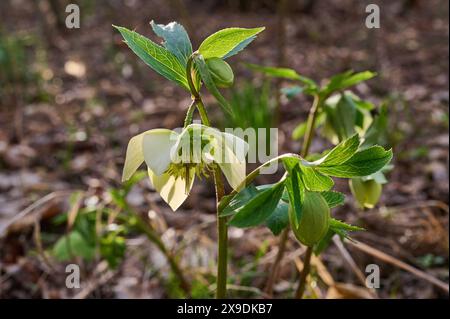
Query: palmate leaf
114,25,189,90
198,27,265,59
150,20,192,66
193,54,233,115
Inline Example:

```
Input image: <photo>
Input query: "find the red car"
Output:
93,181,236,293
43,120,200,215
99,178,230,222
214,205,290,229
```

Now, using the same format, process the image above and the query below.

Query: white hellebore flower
122,124,248,211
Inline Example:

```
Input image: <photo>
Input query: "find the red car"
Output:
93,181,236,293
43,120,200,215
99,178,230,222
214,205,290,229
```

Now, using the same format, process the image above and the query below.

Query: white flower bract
122,124,248,211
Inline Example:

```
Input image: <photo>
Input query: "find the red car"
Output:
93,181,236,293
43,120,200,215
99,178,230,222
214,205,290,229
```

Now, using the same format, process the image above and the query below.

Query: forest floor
0,0,448,298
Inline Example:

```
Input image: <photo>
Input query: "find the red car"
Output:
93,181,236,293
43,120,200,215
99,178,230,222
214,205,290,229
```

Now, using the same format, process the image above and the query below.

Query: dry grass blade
332,235,378,298
67,191,84,231
345,239,449,293
0,190,75,237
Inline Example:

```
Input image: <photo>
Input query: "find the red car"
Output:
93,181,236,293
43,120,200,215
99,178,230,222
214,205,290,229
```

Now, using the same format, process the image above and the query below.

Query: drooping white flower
122,124,248,211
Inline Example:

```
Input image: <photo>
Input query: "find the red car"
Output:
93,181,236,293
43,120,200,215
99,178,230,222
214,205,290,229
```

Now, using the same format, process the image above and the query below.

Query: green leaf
100,232,126,268
314,219,364,255
324,93,357,141
198,27,265,59
113,25,189,90
322,70,376,96
220,184,258,216
321,191,345,208
228,181,285,228
330,218,364,232
246,64,317,91
299,165,334,191
292,112,326,140
316,146,393,178
314,229,335,255
361,103,388,149
53,231,95,261
282,162,304,228
265,200,289,235
150,20,192,66
193,54,233,115
319,134,360,166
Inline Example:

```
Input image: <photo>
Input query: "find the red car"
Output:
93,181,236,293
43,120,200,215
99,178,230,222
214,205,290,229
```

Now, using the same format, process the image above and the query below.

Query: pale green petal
218,161,246,191
211,132,248,190
122,133,145,182
148,168,195,211
142,129,179,175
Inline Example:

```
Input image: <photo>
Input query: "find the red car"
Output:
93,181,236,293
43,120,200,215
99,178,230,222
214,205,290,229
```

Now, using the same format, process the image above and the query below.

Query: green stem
186,54,228,298
183,100,196,128
264,93,322,297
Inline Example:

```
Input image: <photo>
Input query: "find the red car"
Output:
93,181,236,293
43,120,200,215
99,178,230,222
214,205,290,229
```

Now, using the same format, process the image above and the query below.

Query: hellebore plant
115,20,393,299
115,20,264,298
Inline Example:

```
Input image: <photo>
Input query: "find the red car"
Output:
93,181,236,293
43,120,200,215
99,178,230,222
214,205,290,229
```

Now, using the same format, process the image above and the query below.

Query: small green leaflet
198,27,265,59
314,229,335,255
114,25,189,90
299,165,334,192
322,70,376,97
265,200,289,235
150,20,192,66
316,145,393,178
220,184,258,216
330,218,364,235
361,103,388,149
53,231,95,261
321,191,345,208
282,161,304,228
314,219,364,255
228,181,285,228
319,134,360,166
193,54,233,115
246,64,318,91
324,93,357,141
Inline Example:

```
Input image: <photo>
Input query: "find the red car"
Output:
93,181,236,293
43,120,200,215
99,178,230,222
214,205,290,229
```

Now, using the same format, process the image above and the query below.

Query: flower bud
205,57,234,88
349,178,382,209
290,191,330,247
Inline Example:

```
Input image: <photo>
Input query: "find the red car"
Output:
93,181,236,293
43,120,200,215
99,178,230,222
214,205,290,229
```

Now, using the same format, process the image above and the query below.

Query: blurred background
0,0,448,298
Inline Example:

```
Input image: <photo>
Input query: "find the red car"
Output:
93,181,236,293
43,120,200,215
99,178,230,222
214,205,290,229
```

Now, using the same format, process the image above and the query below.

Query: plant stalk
186,55,228,298
295,246,313,298
265,94,321,297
